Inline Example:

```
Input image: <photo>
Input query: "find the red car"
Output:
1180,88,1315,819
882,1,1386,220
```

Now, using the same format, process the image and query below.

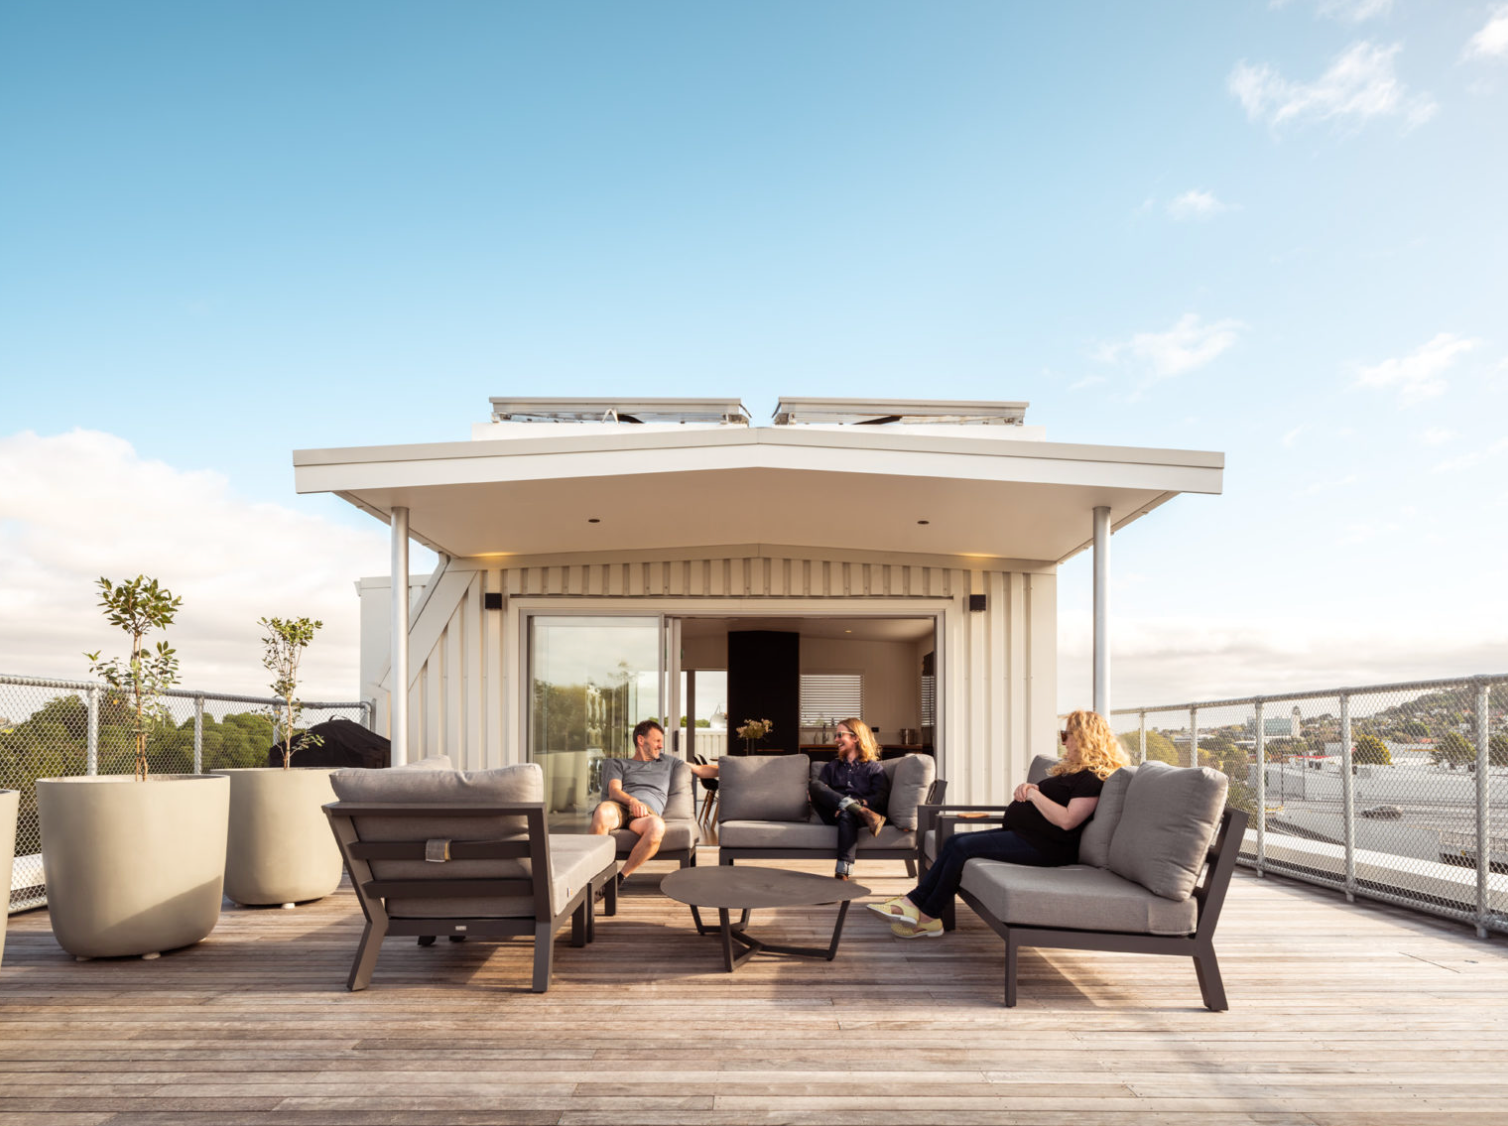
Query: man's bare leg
620,814,665,877
589,801,624,835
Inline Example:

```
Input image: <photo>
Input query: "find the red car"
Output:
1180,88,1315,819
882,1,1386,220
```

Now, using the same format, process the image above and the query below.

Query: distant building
1246,706,1302,739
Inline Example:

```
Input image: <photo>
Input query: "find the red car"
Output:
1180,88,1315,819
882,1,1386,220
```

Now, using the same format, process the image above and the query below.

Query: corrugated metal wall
364,547,1057,804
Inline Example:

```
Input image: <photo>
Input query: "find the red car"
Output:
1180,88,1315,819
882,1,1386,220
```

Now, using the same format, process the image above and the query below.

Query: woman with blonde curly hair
870,709,1128,938
809,717,889,879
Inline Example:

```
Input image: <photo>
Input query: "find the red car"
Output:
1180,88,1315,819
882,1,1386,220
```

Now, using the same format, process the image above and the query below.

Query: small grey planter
0,790,17,972
38,774,229,959
214,767,343,908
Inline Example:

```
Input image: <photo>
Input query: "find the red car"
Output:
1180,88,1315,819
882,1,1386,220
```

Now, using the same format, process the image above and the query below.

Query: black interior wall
726,630,799,754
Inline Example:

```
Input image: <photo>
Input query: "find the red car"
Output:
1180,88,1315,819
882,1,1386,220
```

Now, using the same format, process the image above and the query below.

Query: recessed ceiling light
588,518,600,523
844,629,852,633
917,519,929,525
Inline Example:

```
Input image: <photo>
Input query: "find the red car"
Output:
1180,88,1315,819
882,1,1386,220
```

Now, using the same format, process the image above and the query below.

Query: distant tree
1118,729,1179,765
1433,731,1474,769
1398,720,1428,739
1491,734,1508,768
1351,733,1392,766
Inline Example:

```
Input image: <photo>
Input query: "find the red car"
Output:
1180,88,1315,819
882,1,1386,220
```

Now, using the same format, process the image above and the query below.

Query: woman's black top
1003,768,1106,864
817,756,889,808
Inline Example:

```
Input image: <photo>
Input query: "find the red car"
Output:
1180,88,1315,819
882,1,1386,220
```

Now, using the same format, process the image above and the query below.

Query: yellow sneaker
891,916,943,939
866,897,918,923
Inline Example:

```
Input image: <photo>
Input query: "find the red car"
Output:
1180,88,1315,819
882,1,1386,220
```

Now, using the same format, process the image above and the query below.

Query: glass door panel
528,616,661,827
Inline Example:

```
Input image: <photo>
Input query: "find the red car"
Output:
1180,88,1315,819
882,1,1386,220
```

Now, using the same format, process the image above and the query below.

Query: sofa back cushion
883,754,936,831
1076,764,1137,868
1026,754,1056,784
1106,761,1228,900
662,757,695,822
718,754,811,822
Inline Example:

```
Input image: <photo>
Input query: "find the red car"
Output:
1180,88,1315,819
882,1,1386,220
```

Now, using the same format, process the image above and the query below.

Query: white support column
390,506,410,766
1092,505,1111,717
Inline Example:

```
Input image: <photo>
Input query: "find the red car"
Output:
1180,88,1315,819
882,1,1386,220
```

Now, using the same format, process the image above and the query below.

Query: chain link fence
1084,674,1507,937
1,673,370,913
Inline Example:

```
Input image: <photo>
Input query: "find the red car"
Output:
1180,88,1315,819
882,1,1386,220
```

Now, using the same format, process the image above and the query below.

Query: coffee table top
661,866,870,910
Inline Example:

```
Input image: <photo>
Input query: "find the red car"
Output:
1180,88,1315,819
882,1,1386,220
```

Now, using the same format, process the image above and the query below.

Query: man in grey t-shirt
590,719,718,878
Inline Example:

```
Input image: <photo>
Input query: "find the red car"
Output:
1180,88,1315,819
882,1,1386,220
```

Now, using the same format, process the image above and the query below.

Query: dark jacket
817,756,890,810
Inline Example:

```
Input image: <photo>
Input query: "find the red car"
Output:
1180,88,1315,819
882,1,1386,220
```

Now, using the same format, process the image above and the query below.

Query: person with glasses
869,708,1129,938
808,717,889,880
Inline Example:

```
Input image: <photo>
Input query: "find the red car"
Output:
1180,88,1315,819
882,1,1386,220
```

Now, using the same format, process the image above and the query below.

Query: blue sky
3,1,1506,705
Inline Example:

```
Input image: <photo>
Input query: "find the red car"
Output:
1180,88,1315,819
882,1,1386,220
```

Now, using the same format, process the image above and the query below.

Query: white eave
294,426,1223,565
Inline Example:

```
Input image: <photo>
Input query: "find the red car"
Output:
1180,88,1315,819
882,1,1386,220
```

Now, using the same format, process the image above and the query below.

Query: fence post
362,700,374,730
1138,711,1146,764
1255,699,1266,877
1189,707,1198,769
86,684,99,776
194,696,204,775
1340,693,1355,902
1476,678,1491,939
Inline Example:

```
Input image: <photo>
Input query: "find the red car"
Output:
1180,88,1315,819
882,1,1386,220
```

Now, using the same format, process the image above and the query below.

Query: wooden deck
3,855,1507,1125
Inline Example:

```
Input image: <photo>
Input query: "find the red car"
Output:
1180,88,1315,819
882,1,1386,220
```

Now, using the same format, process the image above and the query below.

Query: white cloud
1167,190,1234,221
1096,313,1246,383
1420,426,1456,446
1068,375,1108,392
1272,0,1394,21
1430,436,1508,474
1301,473,1361,496
1229,41,1437,131
1353,332,1480,404
1282,424,1308,447
0,429,388,700
1465,6,1508,59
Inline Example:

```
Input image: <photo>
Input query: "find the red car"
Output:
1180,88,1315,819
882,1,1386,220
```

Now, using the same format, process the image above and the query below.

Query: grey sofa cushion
884,754,935,831
960,861,1197,936
388,833,613,919
608,819,700,856
1076,764,1138,868
1027,754,1056,784
717,754,811,823
1107,761,1228,900
718,820,917,851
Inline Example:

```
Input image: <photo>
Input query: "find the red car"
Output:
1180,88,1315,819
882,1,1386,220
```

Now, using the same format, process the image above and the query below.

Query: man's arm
687,761,719,780
605,778,652,820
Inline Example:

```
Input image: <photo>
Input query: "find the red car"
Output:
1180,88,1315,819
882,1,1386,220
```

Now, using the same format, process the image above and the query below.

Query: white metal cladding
360,548,1057,806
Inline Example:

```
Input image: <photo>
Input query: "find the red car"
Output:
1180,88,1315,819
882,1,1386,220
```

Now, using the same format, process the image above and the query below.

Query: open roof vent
489,397,750,425
771,398,1028,426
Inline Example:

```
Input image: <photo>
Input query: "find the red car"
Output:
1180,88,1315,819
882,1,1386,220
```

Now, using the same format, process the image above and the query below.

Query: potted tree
213,616,344,909
37,576,229,960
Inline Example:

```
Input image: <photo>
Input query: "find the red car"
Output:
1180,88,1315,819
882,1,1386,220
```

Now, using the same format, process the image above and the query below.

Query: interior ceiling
350,467,1165,562
679,616,934,642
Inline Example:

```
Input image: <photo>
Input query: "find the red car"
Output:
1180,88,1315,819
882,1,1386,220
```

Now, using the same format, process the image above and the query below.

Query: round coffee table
660,866,870,972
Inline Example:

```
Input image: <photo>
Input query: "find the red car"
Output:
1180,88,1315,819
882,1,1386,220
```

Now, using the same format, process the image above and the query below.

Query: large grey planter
0,790,16,972
37,774,229,959
214,767,342,907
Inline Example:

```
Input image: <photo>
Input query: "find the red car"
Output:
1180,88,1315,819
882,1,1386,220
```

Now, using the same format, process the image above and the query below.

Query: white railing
1089,673,1507,937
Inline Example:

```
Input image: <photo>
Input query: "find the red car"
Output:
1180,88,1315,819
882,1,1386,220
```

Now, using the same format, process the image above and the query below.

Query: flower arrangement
735,717,774,754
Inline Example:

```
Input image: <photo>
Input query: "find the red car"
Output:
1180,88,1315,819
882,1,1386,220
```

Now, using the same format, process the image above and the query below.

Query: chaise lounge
325,758,618,992
921,756,1245,1010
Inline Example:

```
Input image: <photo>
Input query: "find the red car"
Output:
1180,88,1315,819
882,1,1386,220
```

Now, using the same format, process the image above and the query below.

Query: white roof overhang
293,428,1223,565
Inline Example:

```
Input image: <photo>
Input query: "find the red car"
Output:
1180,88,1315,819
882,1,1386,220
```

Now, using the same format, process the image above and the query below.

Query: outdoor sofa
324,757,618,993
716,752,945,875
920,755,1245,1010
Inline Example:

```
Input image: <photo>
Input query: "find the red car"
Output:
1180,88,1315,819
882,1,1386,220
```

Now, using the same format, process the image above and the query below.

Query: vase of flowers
735,718,774,755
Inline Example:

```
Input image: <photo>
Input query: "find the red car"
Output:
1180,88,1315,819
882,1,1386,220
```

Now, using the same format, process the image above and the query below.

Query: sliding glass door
528,615,663,827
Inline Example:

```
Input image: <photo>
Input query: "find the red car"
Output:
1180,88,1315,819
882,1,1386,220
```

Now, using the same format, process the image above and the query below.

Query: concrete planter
37,774,229,959
214,768,343,907
0,790,16,972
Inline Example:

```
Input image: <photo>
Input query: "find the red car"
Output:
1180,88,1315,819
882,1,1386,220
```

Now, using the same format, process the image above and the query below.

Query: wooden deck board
3,856,1507,1125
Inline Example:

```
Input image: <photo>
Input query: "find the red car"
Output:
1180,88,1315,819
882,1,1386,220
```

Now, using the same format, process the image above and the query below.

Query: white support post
390,505,410,767
1189,706,1198,770
86,684,99,776
193,696,204,774
1340,693,1355,901
1255,699,1266,876
1476,679,1491,939
1138,711,1146,765
1092,505,1111,717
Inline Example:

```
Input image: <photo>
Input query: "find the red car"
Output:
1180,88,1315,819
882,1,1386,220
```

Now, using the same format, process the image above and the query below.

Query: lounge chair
325,759,618,992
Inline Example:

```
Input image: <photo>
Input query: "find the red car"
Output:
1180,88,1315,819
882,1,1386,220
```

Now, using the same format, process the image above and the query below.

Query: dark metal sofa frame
719,780,948,878
326,801,618,993
917,803,1249,1011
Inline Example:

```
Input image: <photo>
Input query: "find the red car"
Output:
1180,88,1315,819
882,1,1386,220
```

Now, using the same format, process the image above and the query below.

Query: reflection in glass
529,617,661,827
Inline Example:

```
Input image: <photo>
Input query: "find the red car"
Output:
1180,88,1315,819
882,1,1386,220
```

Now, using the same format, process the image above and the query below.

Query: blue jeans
907,829,1056,920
